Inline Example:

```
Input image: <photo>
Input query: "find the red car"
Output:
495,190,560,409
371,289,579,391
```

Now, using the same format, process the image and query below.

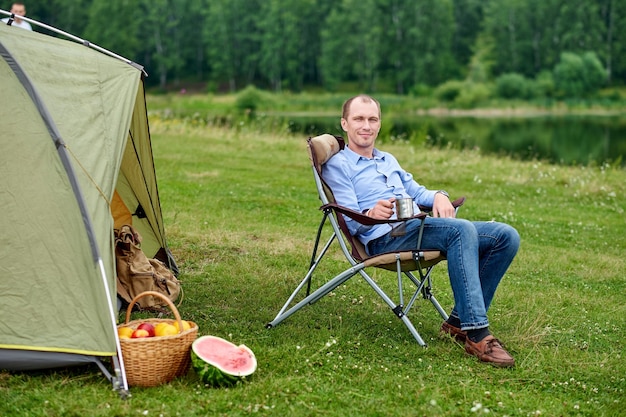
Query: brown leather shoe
440,321,467,342
465,335,515,367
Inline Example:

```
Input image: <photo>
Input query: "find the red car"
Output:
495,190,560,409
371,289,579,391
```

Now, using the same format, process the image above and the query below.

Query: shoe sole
440,323,467,343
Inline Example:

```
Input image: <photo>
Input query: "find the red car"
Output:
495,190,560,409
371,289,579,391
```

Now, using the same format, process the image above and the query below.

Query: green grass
1,116,625,416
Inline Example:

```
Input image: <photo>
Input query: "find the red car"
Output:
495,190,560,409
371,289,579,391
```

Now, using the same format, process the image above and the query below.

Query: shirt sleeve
322,153,373,237
385,153,437,207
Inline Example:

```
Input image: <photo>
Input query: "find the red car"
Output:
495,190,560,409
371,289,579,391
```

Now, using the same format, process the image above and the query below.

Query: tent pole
0,9,146,76
98,259,130,397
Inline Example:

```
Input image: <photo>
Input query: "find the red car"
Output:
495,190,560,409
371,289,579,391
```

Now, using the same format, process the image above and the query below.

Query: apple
137,322,155,337
117,326,134,339
131,328,150,338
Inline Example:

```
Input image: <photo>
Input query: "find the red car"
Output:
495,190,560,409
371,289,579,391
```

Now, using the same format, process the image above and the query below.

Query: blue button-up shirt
322,145,438,246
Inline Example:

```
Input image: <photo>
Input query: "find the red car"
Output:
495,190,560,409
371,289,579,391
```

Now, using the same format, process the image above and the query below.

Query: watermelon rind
191,335,257,387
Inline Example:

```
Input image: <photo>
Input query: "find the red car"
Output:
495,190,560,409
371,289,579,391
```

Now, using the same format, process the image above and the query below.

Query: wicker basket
118,291,198,387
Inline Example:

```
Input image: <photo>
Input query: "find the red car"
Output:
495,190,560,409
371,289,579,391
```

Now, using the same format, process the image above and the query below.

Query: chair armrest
323,196,466,225
321,202,428,226
418,196,466,212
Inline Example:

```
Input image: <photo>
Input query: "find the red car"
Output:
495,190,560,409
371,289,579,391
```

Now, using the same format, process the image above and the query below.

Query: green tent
0,18,176,396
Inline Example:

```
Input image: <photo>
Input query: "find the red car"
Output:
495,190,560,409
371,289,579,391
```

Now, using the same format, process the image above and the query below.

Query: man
2,2,33,31
322,95,520,367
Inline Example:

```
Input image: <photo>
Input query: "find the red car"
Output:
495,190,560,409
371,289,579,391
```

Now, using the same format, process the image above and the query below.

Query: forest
9,0,626,96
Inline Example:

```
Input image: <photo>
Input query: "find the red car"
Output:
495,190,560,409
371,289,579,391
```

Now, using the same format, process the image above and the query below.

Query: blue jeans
367,218,520,331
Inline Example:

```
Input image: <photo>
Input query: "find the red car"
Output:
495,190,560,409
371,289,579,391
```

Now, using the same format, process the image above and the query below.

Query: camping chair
266,134,465,346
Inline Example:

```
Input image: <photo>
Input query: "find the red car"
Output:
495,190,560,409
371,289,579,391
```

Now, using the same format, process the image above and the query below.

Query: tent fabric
0,22,175,379
0,350,100,372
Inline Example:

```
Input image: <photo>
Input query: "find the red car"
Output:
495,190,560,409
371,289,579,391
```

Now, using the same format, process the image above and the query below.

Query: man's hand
367,198,395,219
432,193,456,218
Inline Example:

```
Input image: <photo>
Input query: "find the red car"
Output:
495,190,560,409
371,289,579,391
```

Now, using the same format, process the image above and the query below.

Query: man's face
11,4,26,22
341,99,381,153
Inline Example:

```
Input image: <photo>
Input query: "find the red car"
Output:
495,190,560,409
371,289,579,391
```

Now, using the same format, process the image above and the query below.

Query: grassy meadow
1,96,625,416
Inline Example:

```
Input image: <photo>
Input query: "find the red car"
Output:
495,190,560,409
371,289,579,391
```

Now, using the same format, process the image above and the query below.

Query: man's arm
392,153,455,218
322,156,372,236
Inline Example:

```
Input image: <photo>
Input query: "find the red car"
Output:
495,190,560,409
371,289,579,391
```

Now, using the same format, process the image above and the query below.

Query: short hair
342,94,381,120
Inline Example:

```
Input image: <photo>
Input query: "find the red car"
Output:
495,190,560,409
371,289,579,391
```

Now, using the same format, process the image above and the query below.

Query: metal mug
395,198,414,219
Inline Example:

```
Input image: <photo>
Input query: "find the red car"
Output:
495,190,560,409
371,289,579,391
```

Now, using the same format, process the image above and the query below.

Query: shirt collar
344,145,383,163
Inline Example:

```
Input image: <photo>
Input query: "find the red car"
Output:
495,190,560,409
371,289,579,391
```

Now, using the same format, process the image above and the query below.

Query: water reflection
284,115,626,166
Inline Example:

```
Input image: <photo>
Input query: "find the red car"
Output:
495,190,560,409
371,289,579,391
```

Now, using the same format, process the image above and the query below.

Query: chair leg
357,269,429,347
400,315,427,347
267,265,362,329
306,212,333,296
428,293,449,321
421,277,448,321
268,248,445,347
269,234,334,322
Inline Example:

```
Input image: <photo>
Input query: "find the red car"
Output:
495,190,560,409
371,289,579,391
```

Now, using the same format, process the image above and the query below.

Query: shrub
553,51,607,97
454,83,492,108
235,85,264,114
533,71,556,98
409,83,433,97
581,52,607,93
434,80,465,102
495,73,532,99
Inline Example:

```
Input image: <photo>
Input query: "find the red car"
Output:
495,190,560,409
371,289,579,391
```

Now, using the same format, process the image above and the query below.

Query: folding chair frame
267,135,464,346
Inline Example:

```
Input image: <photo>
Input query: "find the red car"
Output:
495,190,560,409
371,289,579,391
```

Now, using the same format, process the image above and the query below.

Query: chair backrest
307,134,371,262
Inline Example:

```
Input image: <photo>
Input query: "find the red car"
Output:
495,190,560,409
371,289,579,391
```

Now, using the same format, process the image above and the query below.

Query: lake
280,113,626,167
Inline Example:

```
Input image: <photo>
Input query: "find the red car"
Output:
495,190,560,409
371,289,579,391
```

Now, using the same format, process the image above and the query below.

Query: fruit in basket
131,328,150,338
155,322,177,337
137,322,156,337
117,327,133,339
174,320,192,332
154,322,169,335
191,335,257,387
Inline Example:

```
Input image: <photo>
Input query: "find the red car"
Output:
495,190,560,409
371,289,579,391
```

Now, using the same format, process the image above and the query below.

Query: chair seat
364,250,444,271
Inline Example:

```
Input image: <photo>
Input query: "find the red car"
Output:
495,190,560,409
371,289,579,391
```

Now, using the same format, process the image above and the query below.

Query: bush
409,83,433,97
454,83,493,108
553,51,607,97
434,80,465,102
533,71,556,98
495,73,532,99
582,52,607,93
235,85,264,114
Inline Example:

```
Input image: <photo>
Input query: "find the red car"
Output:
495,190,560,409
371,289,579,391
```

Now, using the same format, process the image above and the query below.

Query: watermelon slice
191,335,257,387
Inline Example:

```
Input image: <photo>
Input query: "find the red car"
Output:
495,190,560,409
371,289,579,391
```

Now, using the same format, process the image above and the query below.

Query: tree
138,0,185,89
170,0,208,85
258,0,315,92
466,32,495,83
483,0,607,80
27,0,626,92
83,0,142,61
377,0,457,93
319,0,383,92
599,0,626,84
319,5,348,91
451,0,484,76
27,0,91,37
557,2,604,54
203,0,261,92
482,0,534,77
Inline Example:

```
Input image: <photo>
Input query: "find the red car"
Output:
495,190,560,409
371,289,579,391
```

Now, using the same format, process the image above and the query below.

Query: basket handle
125,291,186,334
